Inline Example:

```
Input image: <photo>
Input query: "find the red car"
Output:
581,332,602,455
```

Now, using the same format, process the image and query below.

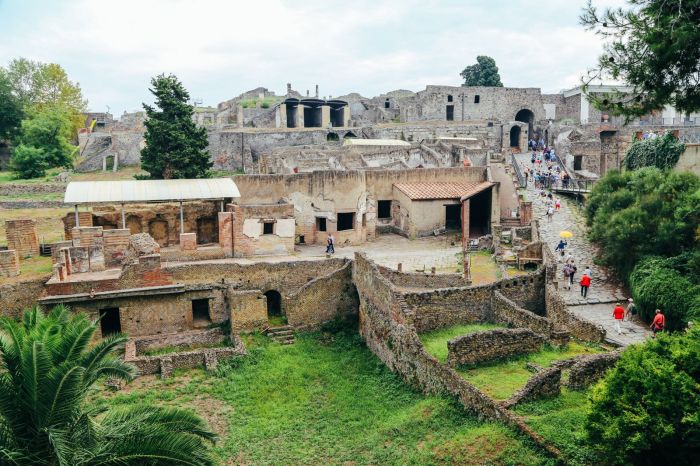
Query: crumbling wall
545,283,605,342
567,352,620,390
5,219,39,260
376,263,467,289
0,250,19,278
503,366,562,408
447,328,544,367
492,290,553,338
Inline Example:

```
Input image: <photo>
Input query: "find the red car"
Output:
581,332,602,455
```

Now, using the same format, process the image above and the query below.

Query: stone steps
265,325,296,345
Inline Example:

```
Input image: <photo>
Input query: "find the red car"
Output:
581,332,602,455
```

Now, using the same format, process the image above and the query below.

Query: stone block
88,244,106,271
180,232,197,251
218,212,234,257
68,246,90,273
0,250,20,277
103,229,130,267
5,219,39,260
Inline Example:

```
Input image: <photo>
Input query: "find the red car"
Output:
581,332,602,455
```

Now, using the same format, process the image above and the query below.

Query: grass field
457,342,607,400
92,331,554,465
0,207,70,246
514,388,599,465
419,323,505,362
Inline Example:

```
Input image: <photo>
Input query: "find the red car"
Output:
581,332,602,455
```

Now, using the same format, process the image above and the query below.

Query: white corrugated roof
344,138,411,147
64,178,240,204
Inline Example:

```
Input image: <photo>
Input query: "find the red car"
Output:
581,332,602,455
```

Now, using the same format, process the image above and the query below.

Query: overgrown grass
0,207,70,246
240,96,282,109
514,388,598,465
93,331,553,465
458,342,607,400
420,323,505,362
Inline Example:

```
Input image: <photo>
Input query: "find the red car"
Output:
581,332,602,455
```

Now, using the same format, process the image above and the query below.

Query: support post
179,201,184,234
121,204,126,229
220,199,224,212
74,205,80,228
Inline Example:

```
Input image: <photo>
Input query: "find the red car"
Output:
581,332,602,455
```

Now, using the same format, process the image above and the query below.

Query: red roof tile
393,181,493,200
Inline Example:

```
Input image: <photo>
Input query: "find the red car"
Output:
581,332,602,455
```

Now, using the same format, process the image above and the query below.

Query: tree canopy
0,71,23,141
586,328,700,465
580,0,700,118
141,74,212,179
460,56,503,87
0,305,216,465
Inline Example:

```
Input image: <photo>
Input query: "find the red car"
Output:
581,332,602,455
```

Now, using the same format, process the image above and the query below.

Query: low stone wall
545,283,606,342
567,352,620,390
127,342,246,377
447,328,544,367
376,263,467,289
286,260,358,329
132,327,226,354
0,279,48,318
492,291,553,338
503,366,562,408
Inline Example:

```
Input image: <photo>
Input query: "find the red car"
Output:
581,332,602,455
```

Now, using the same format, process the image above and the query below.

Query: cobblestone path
513,152,649,345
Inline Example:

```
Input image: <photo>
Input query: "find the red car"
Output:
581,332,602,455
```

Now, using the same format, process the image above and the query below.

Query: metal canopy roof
64,178,240,204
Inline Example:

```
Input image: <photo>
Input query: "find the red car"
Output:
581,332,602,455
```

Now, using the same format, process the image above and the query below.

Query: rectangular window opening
99,308,121,336
362,213,367,227
447,95,453,102
574,155,583,171
337,212,355,231
192,299,211,327
446,105,454,121
474,95,480,104
316,217,327,232
377,200,391,219
263,221,274,235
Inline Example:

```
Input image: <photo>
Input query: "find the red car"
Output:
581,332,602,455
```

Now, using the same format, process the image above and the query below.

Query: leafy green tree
0,71,24,141
9,145,50,179
18,108,74,168
460,56,503,87
141,74,211,179
624,132,686,170
586,167,700,279
580,0,700,118
0,306,216,465
586,328,700,465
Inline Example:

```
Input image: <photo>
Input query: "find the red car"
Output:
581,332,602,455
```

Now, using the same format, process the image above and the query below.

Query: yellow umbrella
560,231,574,238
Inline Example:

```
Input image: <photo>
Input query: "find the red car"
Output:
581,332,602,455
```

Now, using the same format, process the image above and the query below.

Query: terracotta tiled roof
393,181,494,200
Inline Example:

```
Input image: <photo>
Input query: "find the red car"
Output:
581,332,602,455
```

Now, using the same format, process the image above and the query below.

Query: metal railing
511,153,526,188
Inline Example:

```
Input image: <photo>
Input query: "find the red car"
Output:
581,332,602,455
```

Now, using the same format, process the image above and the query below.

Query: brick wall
63,212,93,240
447,328,544,367
0,250,19,277
228,289,267,332
5,219,39,260
103,229,130,266
0,279,48,318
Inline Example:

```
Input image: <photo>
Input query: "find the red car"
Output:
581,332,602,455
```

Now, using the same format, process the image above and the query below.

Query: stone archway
515,109,535,139
509,125,522,149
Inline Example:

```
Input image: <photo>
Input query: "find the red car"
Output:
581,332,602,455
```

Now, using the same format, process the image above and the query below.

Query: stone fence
545,283,606,342
132,327,226,354
375,263,467,289
492,290,554,338
447,328,544,367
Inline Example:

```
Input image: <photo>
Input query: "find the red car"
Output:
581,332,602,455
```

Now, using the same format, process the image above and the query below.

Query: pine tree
460,56,503,87
141,74,211,179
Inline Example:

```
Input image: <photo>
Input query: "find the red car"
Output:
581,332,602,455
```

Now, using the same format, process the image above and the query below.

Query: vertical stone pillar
218,212,234,257
461,199,470,250
321,105,331,128
297,105,305,128
0,250,20,277
520,201,533,225
343,105,350,127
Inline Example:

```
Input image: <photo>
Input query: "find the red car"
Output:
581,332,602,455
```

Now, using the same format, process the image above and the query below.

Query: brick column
5,219,39,260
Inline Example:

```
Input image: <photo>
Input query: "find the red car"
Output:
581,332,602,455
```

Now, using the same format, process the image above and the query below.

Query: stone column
297,105,305,128
343,105,350,127
321,105,331,128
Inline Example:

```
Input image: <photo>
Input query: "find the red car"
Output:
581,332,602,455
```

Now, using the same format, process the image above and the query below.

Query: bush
586,329,700,466
9,144,49,178
630,257,700,330
624,132,685,170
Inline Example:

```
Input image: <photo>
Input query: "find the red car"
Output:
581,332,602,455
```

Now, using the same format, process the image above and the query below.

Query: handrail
511,153,526,188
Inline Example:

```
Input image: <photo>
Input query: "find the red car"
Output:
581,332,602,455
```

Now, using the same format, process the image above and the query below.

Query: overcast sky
0,0,626,115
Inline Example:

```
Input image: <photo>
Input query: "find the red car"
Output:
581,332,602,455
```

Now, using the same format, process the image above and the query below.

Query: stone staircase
265,325,296,345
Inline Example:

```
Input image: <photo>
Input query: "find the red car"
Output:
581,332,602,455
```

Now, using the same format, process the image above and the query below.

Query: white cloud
0,0,617,114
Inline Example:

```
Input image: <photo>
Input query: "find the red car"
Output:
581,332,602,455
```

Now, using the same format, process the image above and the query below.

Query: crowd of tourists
523,146,571,190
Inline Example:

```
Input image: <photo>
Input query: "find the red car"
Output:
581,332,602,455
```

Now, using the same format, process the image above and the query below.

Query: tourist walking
569,263,577,289
583,266,592,278
325,233,335,254
546,206,554,222
562,264,572,290
613,302,625,335
650,309,665,338
555,239,567,253
625,298,637,321
580,273,591,298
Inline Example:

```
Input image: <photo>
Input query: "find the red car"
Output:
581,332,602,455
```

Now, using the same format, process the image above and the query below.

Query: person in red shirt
650,309,665,338
580,274,591,298
612,303,625,335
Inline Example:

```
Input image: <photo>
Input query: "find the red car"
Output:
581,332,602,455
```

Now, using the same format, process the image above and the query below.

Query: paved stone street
513,152,649,345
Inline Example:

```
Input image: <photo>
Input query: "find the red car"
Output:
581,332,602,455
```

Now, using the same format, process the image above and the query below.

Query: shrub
9,144,49,178
624,132,685,170
630,256,700,329
586,329,700,465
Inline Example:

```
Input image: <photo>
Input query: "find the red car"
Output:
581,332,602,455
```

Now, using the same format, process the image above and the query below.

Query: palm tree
0,305,216,465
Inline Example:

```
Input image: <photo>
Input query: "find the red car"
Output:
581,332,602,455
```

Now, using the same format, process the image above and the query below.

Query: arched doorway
148,219,169,247
327,132,339,142
264,290,285,325
126,215,142,234
343,131,357,139
515,109,535,140
509,126,521,149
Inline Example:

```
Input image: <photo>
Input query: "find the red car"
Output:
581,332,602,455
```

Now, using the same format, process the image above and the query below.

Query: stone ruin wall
447,328,545,367
5,219,40,260
0,250,19,278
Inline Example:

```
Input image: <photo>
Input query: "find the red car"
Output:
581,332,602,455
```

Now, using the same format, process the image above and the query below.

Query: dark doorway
316,217,327,232
330,107,344,127
445,204,461,230
343,131,357,139
286,105,297,128
509,126,521,149
377,200,391,219
126,215,142,234
303,106,322,127
337,212,355,231
515,109,535,138
574,156,583,170
447,95,453,102
469,188,492,238
474,95,480,104
384,99,390,109
197,216,218,244
264,290,283,319
327,132,339,142
192,299,211,327
99,308,121,336
148,219,169,247
446,105,454,121
263,221,274,235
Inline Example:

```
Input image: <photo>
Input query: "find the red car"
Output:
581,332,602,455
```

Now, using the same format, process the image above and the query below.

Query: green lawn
92,331,554,465
420,323,505,362
457,342,606,400
514,388,599,465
